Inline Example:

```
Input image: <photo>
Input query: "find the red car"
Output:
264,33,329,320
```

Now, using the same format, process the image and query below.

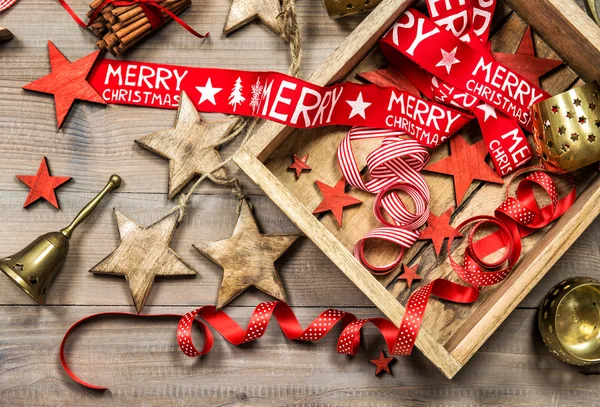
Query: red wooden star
419,207,460,256
424,135,504,205
22,41,106,128
313,178,362,227
357,67,421,96
288,154,311,178
370,350,394,375
493,27,563,87
16,157,71,209
397,263,422,288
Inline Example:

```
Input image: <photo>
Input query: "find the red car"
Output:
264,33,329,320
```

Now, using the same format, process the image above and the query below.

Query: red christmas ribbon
337,127,430,274
57,0,208,38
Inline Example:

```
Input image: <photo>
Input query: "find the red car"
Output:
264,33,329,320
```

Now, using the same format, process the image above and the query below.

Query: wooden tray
232,0,600,378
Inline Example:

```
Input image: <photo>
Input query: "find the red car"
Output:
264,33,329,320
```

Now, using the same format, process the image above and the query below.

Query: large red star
419,207,460,256
22,41,106,128
424,135,504,205
313,178,362,227
493,27,563,87
370,350,394,375
288,154,311,178
397,263,422,288
16,157,71,209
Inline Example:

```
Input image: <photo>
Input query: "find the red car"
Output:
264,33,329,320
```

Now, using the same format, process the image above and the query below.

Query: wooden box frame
232,0,600,378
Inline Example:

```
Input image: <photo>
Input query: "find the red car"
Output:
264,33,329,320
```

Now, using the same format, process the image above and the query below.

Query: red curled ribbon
57,0,208,38
337,127,430,274
394,168,576,356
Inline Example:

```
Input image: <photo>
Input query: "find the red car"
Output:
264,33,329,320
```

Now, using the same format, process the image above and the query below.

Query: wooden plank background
0,0,599,405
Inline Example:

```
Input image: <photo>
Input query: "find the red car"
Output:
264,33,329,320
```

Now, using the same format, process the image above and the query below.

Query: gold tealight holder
538,277,600,365
531,82,600,173
322,0,382,19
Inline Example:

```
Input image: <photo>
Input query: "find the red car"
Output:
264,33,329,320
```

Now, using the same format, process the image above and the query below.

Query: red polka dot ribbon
393,167,576,355
337,126,430,274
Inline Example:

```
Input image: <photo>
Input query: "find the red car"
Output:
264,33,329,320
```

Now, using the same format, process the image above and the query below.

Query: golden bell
322,0,382,19
531,82,600,173
538,277,600,366
0,175,121,304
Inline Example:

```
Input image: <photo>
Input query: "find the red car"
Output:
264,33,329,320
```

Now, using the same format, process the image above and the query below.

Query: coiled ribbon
337,126,430,274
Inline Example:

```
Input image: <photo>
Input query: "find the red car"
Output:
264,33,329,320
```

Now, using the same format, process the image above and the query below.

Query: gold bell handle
60,175,122,239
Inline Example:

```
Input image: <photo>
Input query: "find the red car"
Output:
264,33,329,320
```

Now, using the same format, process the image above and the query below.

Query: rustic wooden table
1,1,599,406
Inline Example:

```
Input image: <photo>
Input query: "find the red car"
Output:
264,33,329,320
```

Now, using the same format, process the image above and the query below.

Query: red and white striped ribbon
0,0,18,12
337,126,431,274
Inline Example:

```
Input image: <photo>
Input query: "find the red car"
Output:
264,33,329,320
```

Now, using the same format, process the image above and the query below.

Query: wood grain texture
194,199,299,309
224,0,283,37
16,156,71,209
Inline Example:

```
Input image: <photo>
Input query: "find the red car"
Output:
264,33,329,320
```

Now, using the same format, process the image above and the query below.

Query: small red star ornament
313,178,362,227
424,135,504,205
419,207,460,256
16,157,71,209
370,350,394,375
22,41,106,128
493,27,563,87
398,263,422,288
288,154,311,178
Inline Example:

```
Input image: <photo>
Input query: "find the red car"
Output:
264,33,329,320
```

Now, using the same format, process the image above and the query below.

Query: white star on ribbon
435,47,460,75
346,92,371,119
195,78,222,106
476,103,497,122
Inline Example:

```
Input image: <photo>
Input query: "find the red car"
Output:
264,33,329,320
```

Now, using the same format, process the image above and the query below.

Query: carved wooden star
16,157,71,209
424,135,504,205
313,178,362,227
370,350,394,375
22,41,106,128
493,27,563,87
397,263,422,288
418,207,460,256
224,0,283,37
194,199,299,309
288,154,311,178
91,210,197,313
135,92,237,199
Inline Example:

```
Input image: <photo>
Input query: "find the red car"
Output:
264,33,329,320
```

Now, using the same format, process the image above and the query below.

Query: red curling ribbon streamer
393,168,575,356
57,0,208,38
337,127,430,274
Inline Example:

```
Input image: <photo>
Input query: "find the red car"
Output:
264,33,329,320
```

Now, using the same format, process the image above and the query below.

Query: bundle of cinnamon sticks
87,0,191,56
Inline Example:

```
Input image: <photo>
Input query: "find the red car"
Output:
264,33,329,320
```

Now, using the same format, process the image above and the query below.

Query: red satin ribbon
57,0,208,38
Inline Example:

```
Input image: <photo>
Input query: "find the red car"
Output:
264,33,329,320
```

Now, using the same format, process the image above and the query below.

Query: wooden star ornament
135,92,237,199
493,27,563,87
418,206,460,256
288,154,311,178
370,350,394,376
194,199,299,309
91,210,197,313
424,135,504,205
22,41,106,128
224,0,283,37
398,263,422,288
313,178,362,227
16,157,71,209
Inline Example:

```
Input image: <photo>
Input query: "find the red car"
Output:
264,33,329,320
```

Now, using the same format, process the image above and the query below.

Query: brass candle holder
322,0,382,19
531,82,600,173
538,277,600,365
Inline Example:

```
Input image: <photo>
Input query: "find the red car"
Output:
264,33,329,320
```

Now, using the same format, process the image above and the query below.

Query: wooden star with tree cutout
224,0,283,37
194,199,299,309
22,41,106,128
16,157,71,209
418,207,460,256
288,154,311,178
313,178,362,227
424,135,504,205
91,210,197,313
135,92,237,199
398,263,422,288
370,350,394,375
493,27,563,87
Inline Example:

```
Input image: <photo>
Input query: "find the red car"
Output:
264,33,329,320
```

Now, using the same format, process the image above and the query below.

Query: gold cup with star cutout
531,82,600,173
322,0,383,19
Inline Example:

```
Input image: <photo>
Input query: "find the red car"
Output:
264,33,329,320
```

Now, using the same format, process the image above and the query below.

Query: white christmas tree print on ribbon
228,77,246,112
